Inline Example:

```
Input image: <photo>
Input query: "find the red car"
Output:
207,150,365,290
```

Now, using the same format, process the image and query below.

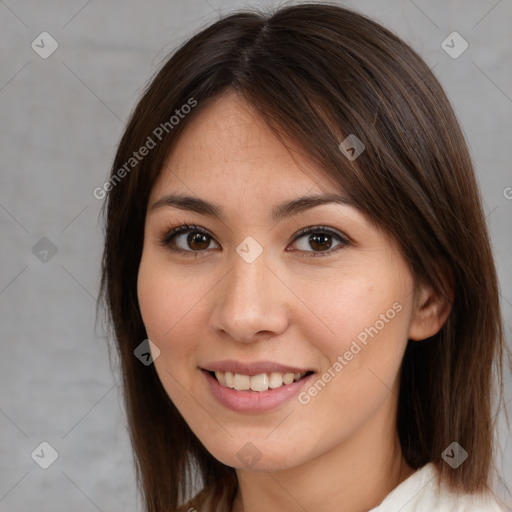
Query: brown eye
309,233,333,251
159,224,219,255
187,232,211,250
160,223,349,258
290,226,349,257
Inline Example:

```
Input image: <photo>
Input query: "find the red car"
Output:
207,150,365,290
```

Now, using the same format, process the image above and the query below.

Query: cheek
137,256,201,412
137,249,195,341
293,268,412,408
137,252,209,381
137,261,170,342
292,265,409,355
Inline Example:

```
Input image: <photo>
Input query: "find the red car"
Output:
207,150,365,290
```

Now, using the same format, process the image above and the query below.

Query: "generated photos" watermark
93,97,197,200
298,301,403,404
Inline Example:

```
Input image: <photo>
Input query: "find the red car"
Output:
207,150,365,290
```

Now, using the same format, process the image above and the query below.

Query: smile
210,370,312,392
201,368,316,413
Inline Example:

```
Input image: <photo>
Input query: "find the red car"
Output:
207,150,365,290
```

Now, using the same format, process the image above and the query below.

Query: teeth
224,371,234,388
215,371,226,386
233,373,250,390
213,370,308,392
250,373,268,392
269,372,284,389
283,373,294,385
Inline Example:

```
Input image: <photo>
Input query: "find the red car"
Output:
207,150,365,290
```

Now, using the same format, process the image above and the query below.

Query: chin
205,438,307,472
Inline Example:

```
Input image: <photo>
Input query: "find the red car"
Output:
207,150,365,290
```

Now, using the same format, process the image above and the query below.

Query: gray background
0,0,511,510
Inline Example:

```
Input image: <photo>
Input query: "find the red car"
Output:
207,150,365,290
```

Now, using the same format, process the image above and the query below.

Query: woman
97,3,509,511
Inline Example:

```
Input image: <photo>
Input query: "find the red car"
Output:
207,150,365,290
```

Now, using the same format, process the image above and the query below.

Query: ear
408,277,454,341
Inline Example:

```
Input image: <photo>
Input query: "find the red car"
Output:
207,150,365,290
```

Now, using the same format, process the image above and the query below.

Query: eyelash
157,223,351,259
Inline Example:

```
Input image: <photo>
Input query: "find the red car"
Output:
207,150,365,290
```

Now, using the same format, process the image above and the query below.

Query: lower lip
201,370,315,413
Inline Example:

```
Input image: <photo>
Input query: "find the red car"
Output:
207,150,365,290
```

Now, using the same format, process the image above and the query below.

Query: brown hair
97,2,508,511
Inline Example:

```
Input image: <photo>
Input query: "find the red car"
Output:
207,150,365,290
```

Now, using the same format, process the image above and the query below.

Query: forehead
150,91,345,202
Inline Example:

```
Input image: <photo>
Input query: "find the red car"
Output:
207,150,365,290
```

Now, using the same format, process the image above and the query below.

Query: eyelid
158,223,219,251
292,224,351,244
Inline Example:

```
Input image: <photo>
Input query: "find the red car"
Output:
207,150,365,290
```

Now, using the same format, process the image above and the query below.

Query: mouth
201,367,316,413
202,369,315,392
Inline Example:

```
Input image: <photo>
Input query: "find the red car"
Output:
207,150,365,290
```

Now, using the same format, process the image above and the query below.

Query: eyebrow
149,192,353,222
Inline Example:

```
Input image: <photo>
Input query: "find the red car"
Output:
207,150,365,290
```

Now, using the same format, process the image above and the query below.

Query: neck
230,398,415,512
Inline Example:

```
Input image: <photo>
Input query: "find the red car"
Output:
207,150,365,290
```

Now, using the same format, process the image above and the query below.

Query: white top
370,463,504,512
187,463,504,511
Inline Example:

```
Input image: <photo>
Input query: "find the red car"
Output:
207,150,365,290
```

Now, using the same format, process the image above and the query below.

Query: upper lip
202,360,315,376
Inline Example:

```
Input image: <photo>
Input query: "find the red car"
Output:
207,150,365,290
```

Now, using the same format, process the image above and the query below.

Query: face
137,91,426,472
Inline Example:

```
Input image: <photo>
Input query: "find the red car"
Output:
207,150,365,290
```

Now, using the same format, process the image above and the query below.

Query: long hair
97,3,508,511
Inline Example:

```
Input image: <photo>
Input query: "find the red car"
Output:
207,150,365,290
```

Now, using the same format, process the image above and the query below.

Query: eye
158,224,219,256
289,225,350,257
158,223,350,258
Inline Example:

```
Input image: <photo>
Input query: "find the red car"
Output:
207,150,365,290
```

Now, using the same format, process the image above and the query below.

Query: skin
137,90,451,512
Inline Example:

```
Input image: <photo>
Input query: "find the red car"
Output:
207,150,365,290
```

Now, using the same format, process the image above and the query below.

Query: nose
209,245,289,344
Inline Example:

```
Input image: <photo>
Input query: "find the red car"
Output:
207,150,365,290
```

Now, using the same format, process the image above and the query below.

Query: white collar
370,463,504,511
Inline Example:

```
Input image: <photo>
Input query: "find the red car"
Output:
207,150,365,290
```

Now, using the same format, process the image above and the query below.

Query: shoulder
370,463,504,512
